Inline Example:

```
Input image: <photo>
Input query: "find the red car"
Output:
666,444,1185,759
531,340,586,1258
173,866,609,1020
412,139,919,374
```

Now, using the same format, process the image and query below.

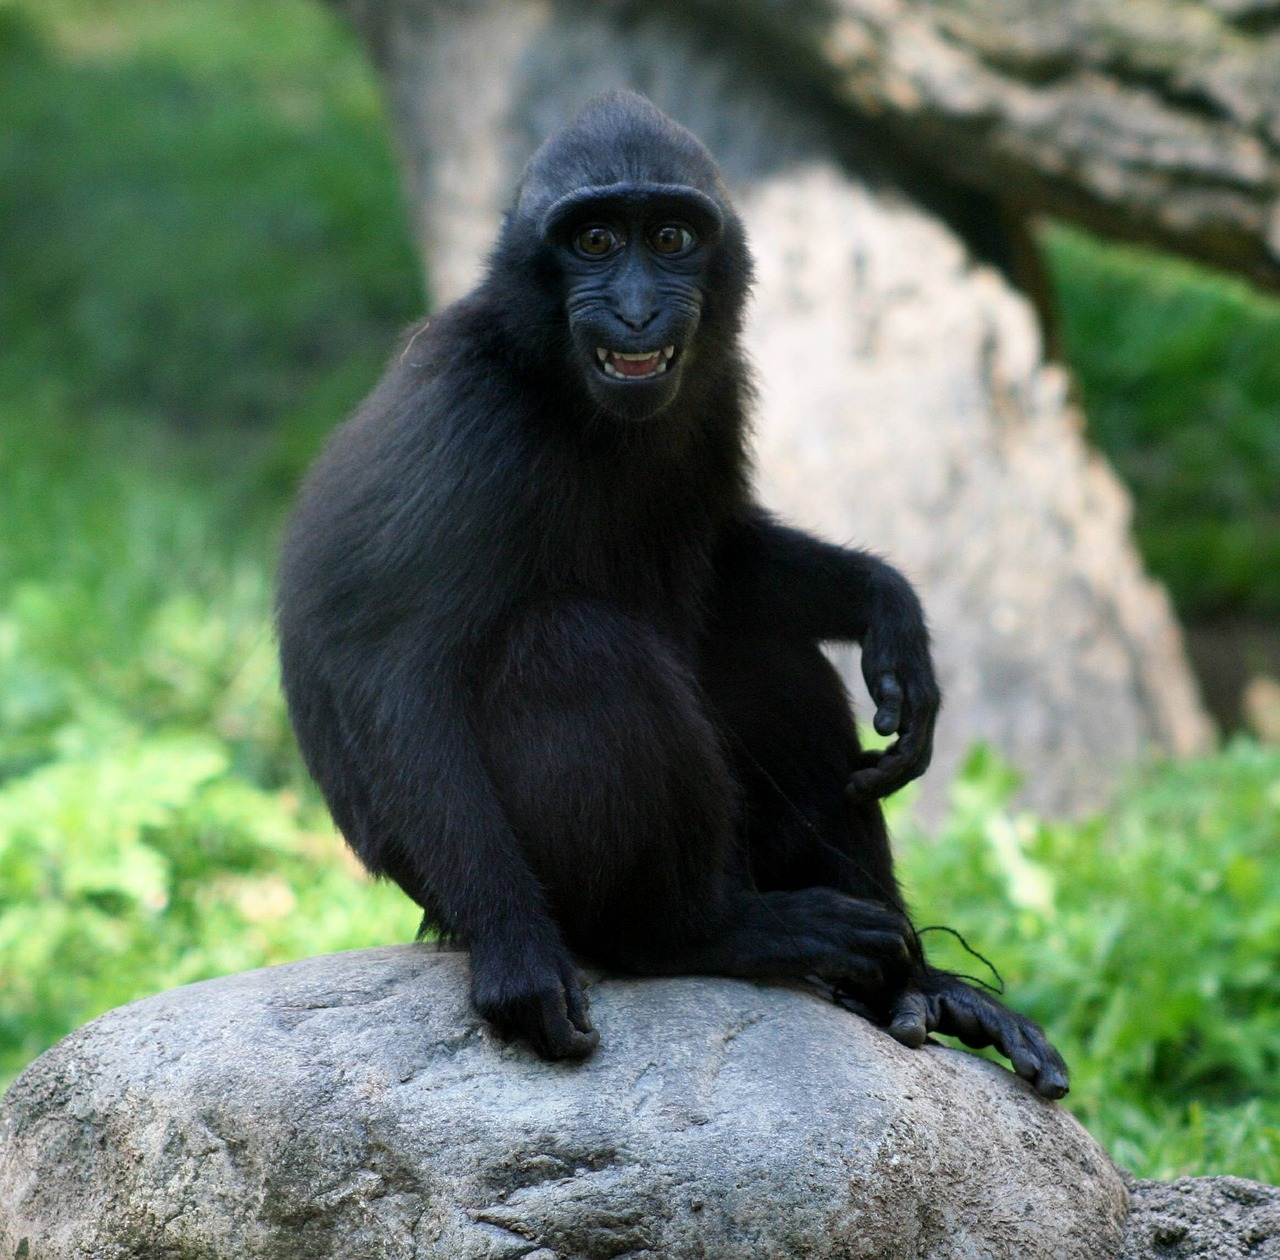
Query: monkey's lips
595,345,676,380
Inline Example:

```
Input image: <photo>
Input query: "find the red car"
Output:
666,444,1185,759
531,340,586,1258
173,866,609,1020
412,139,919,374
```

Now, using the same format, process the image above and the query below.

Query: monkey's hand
470,939,599,1060
883,968,1069,1100
847,604,940,800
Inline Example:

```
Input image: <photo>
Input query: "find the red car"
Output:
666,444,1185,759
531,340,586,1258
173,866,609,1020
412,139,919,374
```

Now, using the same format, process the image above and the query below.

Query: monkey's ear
540,182,724,244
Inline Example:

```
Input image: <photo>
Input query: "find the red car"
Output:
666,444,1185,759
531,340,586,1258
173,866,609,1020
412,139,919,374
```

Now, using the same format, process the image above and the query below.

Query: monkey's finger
988,1009,1067,1099
1035,1055,1070,1100
876,709,936,788
890,676,939,761
848,749,885,773
928,975,1070,1099
563,974,595,1035
1032,1049,1070,1100
872,672,903,736
935,987,996,1049
943,990,1047,1093
545,1023,600,1058
1019,1020,1070,1099
845,761,897,800
894,695,936,759
887,989,929,1049
998,1022,1045,1087
534,997,600,1059
846,743,920,799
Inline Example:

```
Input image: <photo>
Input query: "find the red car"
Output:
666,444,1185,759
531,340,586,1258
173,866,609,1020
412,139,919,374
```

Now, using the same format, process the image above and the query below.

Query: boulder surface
0,945,1128,1259
1121,1175,1280,1259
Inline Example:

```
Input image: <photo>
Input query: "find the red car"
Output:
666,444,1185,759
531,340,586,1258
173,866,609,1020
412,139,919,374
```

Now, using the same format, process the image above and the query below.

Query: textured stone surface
330,0,1212,817
0,946,1129,1260
1122,1175,1280,1259
339,0,1280,289
820,0,1280,289
739,163,1209,818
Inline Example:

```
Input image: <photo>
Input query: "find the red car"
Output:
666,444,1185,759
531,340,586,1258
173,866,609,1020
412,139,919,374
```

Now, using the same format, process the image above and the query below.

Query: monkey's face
542,185,724,421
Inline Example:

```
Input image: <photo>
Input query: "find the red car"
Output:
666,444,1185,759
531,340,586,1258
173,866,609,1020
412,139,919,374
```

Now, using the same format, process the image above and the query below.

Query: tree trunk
329,0,1222,817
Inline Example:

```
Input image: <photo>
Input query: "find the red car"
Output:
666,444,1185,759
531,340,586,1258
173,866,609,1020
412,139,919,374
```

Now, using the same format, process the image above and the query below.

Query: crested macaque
277,92,1068,1098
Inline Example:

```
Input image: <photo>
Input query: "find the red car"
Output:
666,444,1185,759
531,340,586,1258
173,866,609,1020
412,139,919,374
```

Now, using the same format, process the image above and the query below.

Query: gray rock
0,946,1128,1259
1122,1174,1280,1259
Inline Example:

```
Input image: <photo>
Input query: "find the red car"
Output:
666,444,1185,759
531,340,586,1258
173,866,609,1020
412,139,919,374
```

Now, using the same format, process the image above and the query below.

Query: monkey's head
489,92,752,422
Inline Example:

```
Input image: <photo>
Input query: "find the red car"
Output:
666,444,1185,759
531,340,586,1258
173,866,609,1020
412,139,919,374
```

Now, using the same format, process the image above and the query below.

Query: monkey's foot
884,970,1069,1100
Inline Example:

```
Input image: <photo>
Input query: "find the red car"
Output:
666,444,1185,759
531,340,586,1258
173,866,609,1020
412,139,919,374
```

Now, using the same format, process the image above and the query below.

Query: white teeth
595,346,675,379
601,358,668,379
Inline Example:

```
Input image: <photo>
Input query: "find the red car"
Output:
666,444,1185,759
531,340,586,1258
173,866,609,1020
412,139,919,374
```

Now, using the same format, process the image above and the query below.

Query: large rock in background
0,946,1128,1260
331,0,1213,818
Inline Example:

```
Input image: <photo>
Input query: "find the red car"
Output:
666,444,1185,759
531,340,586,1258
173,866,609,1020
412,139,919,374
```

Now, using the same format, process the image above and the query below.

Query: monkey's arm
336,653,599,1060
716,510,940,798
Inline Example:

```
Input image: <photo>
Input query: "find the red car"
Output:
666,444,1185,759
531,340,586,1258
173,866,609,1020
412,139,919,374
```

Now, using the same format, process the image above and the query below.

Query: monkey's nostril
620,310,660,331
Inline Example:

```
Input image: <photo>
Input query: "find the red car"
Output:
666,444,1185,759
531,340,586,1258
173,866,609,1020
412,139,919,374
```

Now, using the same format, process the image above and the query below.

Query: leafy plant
0,397,418,1087
899,743,1280,1180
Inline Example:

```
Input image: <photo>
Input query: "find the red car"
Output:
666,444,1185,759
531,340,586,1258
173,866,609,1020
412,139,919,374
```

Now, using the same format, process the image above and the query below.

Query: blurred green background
1,0,1278,1182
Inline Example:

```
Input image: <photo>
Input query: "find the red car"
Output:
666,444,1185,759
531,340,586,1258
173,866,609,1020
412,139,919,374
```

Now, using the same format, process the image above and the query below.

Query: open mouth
595,345,676,381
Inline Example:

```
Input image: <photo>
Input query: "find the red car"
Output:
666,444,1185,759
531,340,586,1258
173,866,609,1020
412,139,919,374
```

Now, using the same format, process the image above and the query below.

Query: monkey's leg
701,616,1069,1099
477,596,914,992
605,885,915,994
282,636,599,1061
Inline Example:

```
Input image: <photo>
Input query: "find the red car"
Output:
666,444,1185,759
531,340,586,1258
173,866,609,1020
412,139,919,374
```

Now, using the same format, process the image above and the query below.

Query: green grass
0,0,424,1085
0,396,420,1083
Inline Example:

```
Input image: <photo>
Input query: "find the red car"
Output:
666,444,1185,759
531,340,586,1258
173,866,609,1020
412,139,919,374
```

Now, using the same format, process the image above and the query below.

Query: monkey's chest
520,451,724,631
535,510,710,633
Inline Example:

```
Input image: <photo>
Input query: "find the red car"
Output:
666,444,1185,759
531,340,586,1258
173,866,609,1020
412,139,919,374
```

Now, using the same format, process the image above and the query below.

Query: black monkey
277,92,1068,1099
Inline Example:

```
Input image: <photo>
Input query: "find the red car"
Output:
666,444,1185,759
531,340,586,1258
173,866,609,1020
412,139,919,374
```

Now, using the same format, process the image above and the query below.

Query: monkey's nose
618,309,660,332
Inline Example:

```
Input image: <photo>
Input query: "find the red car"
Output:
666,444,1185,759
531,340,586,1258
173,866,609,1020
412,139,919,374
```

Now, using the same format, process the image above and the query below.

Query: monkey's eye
574,225,620,258
650,224,695,256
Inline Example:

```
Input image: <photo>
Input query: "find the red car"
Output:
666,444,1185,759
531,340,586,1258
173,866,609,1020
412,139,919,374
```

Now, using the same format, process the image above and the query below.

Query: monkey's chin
588,373,682,420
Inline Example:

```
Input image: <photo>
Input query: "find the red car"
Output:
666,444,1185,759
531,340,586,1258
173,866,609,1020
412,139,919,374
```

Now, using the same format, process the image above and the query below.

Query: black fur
277,92,1068,1097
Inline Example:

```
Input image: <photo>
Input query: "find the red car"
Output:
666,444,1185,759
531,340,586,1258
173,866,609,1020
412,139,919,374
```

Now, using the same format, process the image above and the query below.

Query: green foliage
0,0,424,1094
0,399,419,1087
1044,225,1280,620
897,745,1280,1180
0,0,421,446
